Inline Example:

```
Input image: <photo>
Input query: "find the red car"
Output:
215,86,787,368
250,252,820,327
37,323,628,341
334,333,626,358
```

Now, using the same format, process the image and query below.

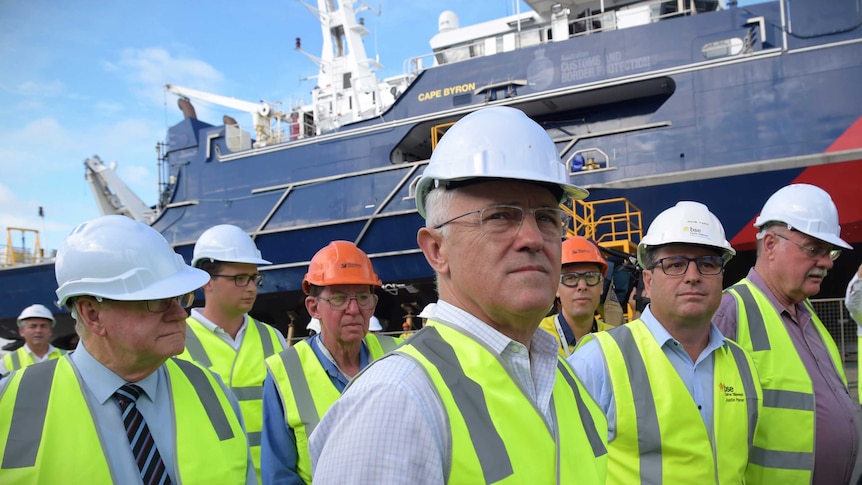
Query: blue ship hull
2,0,861,338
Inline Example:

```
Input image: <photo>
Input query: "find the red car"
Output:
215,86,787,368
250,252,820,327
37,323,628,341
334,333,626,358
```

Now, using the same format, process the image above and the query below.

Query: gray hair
424,187,457,238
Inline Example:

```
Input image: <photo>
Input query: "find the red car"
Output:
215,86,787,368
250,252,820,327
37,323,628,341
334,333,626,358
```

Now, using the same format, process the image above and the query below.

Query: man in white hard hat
0,215,255,483
176,224,287,480
310,106,608,484
260,240,401,484
714,183,857,485
0,304,65,375
568,201,762,484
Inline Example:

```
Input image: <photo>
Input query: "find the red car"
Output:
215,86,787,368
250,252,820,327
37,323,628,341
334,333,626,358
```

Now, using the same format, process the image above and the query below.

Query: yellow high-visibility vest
0,356,248,483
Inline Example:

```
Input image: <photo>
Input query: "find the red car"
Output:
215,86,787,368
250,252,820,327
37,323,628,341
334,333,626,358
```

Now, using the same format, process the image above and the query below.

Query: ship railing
3,228,47,267
565,197,643,256
404,0,705,76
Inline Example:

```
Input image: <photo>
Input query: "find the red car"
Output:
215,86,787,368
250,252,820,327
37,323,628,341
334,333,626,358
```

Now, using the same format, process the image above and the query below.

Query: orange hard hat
561,236,608,276
302,241,382,294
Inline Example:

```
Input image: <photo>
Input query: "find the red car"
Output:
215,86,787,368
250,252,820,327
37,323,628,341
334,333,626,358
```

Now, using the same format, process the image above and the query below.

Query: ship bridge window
701,38,744,59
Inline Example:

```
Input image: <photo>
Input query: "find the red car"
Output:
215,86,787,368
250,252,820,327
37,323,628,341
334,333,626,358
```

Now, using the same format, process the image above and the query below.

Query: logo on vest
718,382,745,403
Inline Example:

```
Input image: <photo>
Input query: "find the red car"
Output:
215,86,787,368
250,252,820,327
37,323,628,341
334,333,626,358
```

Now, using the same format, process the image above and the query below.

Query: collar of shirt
22,343,57,357
190,308,248,345
433,301,559,356
639,306,727,365
70,341,161,405
308,333,369,388
747,268,811,327
556,313,577,347
434,301,559,423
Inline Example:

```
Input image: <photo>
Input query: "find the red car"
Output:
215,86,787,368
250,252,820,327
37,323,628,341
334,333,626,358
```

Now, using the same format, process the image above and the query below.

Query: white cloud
13,79,66,97
111,47,225,106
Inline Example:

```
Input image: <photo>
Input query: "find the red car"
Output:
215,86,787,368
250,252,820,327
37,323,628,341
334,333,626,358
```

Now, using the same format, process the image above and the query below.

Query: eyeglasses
560,271,603,287
145,292,196,313
433,205,570,238
211,273,265,287
95,292,196,313
650,255,724,276
773,232,841,261
317,293,379,311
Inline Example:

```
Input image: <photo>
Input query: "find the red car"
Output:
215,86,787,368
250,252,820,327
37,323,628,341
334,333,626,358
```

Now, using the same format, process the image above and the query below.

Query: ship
1,0,861,340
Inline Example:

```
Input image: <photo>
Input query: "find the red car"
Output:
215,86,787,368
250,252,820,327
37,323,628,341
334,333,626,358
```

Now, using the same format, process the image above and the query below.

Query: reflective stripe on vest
597,321,759,484
555,360,608,460
2,358,57,468
3,347,65,372
179,316,284,451
265,332,402,484
408,327,513,483
396,323,607,484
0,356,247,482
727,282,827,476
172,358,235,441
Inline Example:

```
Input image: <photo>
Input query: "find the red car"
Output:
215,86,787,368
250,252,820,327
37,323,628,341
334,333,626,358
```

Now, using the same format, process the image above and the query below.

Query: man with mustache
568,201,761,484
714,184,857,485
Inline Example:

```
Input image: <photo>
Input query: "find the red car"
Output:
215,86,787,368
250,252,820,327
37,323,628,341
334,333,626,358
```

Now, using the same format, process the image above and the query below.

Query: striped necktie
114,384,172,485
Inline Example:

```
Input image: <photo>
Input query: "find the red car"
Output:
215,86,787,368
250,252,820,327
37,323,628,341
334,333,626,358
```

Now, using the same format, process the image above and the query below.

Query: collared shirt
189,308,249,350
62,343,256,484
714,268,858,485
0,344,62,375
307,300,561,484
568,306,725,442
260,334,372,484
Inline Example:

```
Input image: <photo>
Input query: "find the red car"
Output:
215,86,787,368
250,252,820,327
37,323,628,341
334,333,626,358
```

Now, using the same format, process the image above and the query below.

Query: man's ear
417,227,449,276
305,295,321,319
76,298,108,336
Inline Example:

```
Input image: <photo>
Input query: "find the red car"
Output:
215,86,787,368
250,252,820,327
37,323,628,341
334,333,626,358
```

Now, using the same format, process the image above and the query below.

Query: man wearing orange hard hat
259,241,401,484
540,236,613,357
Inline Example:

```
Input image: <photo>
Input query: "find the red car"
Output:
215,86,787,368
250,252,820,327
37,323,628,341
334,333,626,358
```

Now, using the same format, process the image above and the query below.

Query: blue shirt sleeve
260,373,303,485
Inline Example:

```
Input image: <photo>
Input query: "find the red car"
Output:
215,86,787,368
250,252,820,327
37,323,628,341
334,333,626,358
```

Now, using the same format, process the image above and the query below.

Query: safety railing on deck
566,197,643,255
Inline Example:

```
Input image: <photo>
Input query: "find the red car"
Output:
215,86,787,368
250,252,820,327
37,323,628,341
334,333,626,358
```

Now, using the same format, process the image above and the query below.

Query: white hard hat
418,302,437,319
55,215,211,306
753,184,851,249
369,315,383,331
192,224,271,267
17,304,56,327
637,201,735,268
415,106,589,218
307,318,321,334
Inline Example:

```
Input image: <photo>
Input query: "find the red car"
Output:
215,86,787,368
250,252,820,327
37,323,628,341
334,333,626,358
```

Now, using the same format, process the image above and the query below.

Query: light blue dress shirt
307,300,561,484
260,334,371,485
65,343,256,484
567,306,726,442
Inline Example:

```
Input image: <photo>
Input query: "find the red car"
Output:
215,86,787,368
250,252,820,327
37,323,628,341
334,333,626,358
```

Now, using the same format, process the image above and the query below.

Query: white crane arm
165,83,271,117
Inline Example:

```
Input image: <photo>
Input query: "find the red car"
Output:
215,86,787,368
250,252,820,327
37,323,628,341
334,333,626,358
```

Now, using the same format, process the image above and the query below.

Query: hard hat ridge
753,184,850,249
55,215,210,306
17,304,56,327
414,106,589,218
561,236,609,276
637,201,735,269
302,241,382,294
192,224,271,267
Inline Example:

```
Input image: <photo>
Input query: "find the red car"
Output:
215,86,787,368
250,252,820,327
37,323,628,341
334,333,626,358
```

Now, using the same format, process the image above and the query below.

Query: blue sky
0,0,758,255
